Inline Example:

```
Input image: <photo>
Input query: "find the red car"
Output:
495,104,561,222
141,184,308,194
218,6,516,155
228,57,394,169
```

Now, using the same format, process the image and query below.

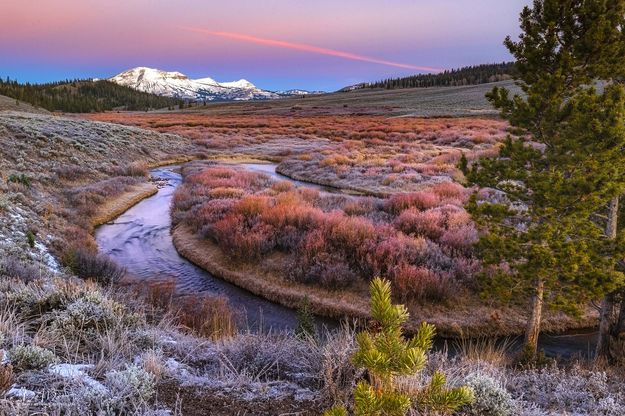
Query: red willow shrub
212,214,276,260
385,191,440,214
431,181,467,201
389,264,455,302
367,234,428,277
173,164,478,300
395,208,446,240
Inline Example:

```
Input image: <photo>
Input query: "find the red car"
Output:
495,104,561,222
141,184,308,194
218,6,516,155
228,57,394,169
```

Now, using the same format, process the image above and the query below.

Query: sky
0,0,530,91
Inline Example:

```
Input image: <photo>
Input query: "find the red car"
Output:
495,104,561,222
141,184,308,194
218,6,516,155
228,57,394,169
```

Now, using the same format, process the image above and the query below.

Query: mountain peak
115,67,189,81
109,67,321,101
109,67,275,101
220,79,256,89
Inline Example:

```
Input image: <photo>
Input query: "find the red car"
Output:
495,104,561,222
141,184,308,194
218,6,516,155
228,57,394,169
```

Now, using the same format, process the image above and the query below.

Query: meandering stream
96,162,599,357
96,164,303,331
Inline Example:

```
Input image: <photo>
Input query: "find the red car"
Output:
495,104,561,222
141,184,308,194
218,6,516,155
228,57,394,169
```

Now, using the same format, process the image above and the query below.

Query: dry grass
453,337,515,367
0,354,13,396
175,295,237,340
90,182,157,227
140,349,166,381
0,257,619,415
87,80,519,118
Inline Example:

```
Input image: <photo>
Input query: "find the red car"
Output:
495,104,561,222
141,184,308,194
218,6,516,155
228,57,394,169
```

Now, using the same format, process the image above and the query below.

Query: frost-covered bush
103,365,156,412
507,364,625,415
10,344,58,371
461,373,513,416
219,333,317,384
47,290,142,343
0,259,42,282
50,365,156,415
2,277,90,319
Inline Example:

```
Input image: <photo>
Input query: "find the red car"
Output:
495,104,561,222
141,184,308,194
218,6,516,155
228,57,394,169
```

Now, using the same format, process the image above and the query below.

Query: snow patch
6,386,36,400
49,363,108,393
33,241,61,272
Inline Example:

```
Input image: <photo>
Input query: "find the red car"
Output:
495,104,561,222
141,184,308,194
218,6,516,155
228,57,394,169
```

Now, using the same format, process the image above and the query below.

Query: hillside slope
0,78,179,113
0,94,49,114
150,80,521,117
357,62,516,90
0,111,194,263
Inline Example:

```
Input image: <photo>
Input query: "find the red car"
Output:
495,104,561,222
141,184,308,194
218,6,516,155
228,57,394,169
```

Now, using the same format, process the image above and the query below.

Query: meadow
88,113,508,194
0,104,617,415
86,109,594,335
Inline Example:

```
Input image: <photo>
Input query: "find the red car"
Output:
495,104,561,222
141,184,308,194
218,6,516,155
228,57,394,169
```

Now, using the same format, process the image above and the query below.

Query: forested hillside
359,62,516,90
0,77,179,112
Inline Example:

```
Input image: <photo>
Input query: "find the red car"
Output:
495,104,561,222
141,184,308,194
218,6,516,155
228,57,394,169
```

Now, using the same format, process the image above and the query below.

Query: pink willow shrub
431,181,470,206
211,214,276,260
260,199,324,251
343,198,379,216
298,188,320,204
173,165,479,299
193,199,237,234
235,195,273,217
289,229,357,289
385,191,441,214
389,264,455,302
394,204,472,240
208,187,245,199
320,213,382,275
261,201,323,231
271,180,295,193
366,234,428,277
439,225,478,254
288,214,393,287
395,208,446,239
190,167,272,192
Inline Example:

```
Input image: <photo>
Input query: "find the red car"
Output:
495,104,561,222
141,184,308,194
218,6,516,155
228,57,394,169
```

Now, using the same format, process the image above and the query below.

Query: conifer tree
295,297,317,339
458,153,469,176
325,278,473,416
468,0,625,358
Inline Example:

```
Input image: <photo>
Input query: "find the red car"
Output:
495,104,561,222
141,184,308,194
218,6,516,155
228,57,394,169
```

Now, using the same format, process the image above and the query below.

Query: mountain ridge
109,67,321,101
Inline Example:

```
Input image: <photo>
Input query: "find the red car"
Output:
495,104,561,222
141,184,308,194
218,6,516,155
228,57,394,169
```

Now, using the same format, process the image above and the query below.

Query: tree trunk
596,293,614,359
596,196,620,360
524,277,545,357
615,293,625,335
606,197,619,240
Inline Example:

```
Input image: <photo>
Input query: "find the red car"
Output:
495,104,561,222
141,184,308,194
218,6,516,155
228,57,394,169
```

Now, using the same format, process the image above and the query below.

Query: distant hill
344,62,516,91
0,77,180,113
0,94,50,114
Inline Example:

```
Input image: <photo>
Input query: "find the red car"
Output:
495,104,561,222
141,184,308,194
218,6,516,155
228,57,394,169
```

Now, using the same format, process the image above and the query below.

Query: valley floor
0,106,619,415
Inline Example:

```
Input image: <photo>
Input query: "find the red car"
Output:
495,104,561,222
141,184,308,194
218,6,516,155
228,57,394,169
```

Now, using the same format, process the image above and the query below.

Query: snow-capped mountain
109,67,281,101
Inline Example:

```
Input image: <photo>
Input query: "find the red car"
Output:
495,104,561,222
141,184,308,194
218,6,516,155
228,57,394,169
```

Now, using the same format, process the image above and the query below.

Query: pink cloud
180,27,443,73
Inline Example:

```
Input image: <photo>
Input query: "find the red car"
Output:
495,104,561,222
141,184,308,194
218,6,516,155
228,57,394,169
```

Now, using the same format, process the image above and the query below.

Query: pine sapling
295,297,317,339
325,277,473,415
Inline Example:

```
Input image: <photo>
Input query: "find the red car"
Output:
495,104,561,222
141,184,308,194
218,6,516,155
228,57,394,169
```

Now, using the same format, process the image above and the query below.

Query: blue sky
0,0,529,91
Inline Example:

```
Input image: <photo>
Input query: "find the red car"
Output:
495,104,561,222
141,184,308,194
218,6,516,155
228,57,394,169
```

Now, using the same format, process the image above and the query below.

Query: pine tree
0,78,177,112
295,297,317,339
458,153,469,176
468,0,625,358
363,62,516,90
324,278,473,416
